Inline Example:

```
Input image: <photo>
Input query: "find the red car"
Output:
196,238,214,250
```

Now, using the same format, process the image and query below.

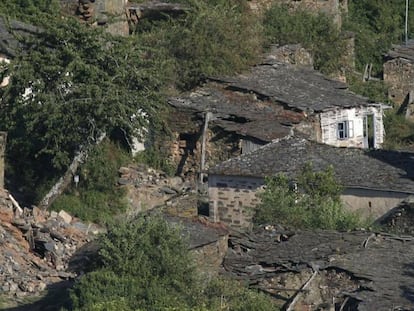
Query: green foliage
70,216,277,311
51,140,128,223
134,147,176,176
383,109,414,150
0,15,169,202
254,163,363,230
263,4,344,74
0,0,60,21
70,216,199,310
344,0,412,75
347,73,389,103
202,277,276,311
137,0,263,90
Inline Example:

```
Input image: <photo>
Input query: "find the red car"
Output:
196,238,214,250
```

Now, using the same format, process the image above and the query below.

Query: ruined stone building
208,136,414,229
168,56,387,179
384,40,414,120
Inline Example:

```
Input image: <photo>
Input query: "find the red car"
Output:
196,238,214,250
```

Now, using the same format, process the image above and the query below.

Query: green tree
137,0,263,90
263,4,344,74
344,0,412,75
0,16,169,202
254,163,363,230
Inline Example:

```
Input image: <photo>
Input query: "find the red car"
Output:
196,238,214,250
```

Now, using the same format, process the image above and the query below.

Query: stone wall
191,235,228,276
166,110,242,179
319,106,384,149
208,174,409,229
209,174,264,229
383,58,414,106
341,188,411,220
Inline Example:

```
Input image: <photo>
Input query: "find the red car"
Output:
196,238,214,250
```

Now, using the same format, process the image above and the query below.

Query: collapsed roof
169,84,304,143
385,39,414,63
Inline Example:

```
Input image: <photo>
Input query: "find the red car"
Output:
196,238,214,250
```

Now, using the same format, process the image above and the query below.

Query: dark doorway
363,114,375,149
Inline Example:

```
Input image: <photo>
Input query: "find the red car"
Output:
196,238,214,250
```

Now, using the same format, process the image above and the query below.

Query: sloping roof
385,39,414,63
225,228,414,310
211,60,379,113
169,85,303,142
0,17,40,58
209,136,414,193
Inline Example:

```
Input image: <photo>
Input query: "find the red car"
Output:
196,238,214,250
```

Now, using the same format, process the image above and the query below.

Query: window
337,120,353,140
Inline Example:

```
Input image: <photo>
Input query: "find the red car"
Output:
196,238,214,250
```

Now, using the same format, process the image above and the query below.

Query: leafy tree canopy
0,14,170,201
344,0,413,75
136,0,263,90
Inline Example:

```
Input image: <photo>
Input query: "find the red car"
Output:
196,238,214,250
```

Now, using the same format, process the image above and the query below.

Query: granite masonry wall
209,174,264,229
209,174,410,229
383,58,414,107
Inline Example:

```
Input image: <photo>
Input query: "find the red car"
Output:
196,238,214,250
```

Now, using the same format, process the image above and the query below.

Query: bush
70,216,199,310
383,109,414,149
70,216,278,311
137,0,263,90
254,163,364,230
263,4,344,74
50,140,128,223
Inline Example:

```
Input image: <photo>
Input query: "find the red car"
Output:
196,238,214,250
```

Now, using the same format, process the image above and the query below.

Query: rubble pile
224,227,414,310
118,164,196,215
0,188,99,297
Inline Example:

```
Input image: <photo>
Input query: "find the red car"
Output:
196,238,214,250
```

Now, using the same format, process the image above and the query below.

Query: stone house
208,136,414,229
383,40,414,119
167,58,387,179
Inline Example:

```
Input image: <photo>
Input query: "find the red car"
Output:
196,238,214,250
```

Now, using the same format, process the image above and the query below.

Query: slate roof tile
209,136,414,193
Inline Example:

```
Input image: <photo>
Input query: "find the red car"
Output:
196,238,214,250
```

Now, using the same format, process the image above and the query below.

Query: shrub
263,4,344,75
70,216,200,310
254,163,364,230
50,140,128,224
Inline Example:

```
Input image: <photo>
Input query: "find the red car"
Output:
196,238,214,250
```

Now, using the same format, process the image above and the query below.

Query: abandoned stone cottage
208,136,414,229
167,59,388,179
383,40,414,119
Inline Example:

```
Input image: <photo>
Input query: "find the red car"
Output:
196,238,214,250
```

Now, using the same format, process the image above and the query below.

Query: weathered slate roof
166,216,228,249
0,17,40,58
212,60,379,113
224,228,414,310
209,136,414,193
169,85,303,142
385,39,414,63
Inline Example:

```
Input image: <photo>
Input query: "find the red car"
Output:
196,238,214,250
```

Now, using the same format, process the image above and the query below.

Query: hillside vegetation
0,0,413,309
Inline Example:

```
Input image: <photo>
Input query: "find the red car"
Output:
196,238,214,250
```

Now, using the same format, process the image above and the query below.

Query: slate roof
209,136,414,193
212,60,379,113
0,17,40,58
385,39,414,63
225,228,414,310
169,85,303,142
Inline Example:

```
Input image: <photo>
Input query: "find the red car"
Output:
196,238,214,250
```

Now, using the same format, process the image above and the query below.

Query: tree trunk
39,133,106,209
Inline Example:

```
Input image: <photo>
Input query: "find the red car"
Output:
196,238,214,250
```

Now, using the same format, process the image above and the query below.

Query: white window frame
337,120,353,140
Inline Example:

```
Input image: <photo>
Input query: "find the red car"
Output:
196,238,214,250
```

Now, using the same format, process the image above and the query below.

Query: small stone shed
208,136,414,229
383,40,414,113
